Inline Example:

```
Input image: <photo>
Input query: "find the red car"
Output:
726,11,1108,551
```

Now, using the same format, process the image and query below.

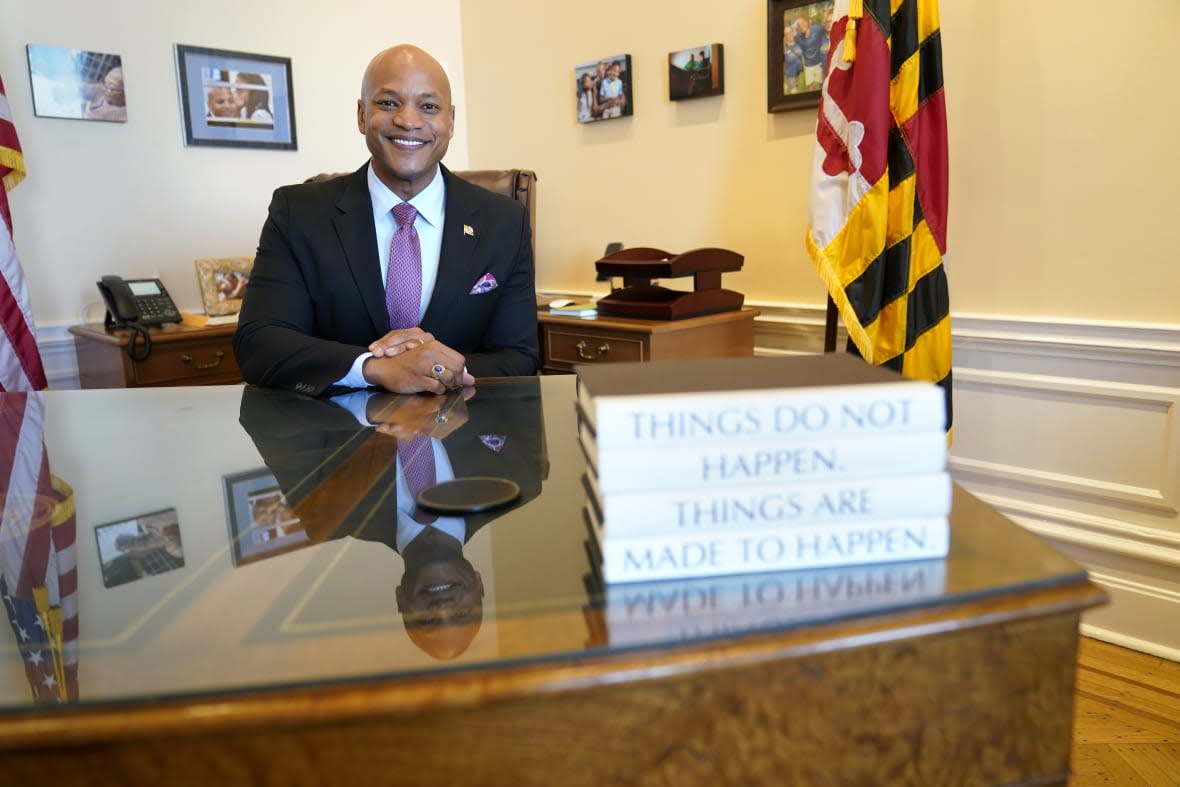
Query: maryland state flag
805,0,952,431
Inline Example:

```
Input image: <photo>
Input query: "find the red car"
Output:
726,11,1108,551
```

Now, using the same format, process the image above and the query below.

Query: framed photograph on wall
223,468,310,567
195,257,252,316
669,44,724,101
174,44,296,149
768,0,836,112
574,54,633,124
26,44,126,122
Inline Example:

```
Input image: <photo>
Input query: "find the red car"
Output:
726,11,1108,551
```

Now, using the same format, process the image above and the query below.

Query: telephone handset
97,275,181,327
96,276,181,361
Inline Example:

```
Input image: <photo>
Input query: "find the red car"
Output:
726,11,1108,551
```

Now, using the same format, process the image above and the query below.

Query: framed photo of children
174,44,297,149
574,54,633,124
768,0,836,112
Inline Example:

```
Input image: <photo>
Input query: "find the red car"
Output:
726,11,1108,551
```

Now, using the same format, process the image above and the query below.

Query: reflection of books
599,558,947,645
575,353,946,450
180,310,239,327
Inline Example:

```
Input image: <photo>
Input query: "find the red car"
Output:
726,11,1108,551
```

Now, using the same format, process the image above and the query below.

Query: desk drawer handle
576,340,610,360
181,350,225,370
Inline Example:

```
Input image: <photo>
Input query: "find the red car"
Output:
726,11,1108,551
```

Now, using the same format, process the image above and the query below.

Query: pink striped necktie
399,435,438,524
386,202,421,329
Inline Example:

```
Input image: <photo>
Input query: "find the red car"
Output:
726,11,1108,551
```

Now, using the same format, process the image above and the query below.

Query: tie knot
393,202,417,227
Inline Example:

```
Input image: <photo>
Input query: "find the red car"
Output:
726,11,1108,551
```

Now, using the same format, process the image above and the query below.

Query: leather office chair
305,168,538,251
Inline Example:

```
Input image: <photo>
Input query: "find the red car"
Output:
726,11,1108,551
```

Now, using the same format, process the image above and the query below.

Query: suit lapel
332,166,389,333
423,167,482,327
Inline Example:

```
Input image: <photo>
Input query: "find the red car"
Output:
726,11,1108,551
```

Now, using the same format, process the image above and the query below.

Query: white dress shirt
335,163,447,388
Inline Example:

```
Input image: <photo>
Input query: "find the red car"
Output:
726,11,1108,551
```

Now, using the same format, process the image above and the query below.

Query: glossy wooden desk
0,378,1105,785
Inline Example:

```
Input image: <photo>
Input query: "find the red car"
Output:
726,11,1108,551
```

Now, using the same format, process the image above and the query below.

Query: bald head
361,45,451,104
357,43,456,200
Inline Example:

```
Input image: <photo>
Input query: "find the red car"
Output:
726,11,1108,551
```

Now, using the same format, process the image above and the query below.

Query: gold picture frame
195,257,252,316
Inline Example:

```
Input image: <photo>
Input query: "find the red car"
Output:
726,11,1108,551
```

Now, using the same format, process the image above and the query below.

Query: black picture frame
768,0,836,112
174,44,296,150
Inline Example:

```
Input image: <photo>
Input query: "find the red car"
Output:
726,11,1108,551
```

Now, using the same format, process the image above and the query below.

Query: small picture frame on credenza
195,257,252,316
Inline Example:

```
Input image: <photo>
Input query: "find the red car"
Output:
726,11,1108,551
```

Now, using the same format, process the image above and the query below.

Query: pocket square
470,273,498,294
479,434,506,453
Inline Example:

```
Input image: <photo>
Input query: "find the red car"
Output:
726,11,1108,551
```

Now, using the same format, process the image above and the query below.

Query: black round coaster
416,477,521,515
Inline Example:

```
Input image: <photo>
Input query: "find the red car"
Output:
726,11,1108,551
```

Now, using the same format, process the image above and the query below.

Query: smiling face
357,45,455,201
206,86,237,118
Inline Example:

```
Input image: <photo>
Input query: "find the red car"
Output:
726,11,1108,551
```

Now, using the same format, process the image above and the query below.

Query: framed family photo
174,44,296,149
195,257,252,316
26,44,127,122
574,54,633,124
669,43,724,101
768,0,836,112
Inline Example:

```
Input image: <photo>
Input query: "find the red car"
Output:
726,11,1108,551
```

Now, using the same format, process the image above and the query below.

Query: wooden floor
1071,637,1180,786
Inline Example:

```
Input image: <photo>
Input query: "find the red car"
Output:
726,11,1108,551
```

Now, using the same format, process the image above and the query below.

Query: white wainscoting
37,323,83,390
40,307,1180,659
753,303,1180,661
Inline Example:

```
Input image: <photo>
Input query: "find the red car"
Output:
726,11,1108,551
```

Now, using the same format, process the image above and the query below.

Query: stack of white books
576,353,951,584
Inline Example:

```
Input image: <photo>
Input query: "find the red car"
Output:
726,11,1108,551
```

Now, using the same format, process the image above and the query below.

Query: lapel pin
463,224,475,236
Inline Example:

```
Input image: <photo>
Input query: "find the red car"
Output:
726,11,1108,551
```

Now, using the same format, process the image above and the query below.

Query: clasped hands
365,385,473,441
361,327,476,395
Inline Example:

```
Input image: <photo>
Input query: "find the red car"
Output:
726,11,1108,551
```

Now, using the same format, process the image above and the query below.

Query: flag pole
824,294,838,353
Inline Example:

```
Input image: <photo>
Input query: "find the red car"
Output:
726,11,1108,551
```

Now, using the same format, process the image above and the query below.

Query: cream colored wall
459,0,1180,325
0,0,469,325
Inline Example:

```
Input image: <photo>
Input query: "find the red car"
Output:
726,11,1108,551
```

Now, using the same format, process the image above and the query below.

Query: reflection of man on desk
238,379,546,659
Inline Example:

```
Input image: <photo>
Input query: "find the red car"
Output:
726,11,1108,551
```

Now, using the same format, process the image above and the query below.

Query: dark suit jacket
237,379,548,551
233,164,539,396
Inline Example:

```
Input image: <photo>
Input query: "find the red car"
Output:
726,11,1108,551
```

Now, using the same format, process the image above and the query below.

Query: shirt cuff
327,390,376,425
334,352,374,389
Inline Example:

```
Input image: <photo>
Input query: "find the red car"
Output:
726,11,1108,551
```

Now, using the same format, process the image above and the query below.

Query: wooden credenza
68,322,242,388
537,307,758,374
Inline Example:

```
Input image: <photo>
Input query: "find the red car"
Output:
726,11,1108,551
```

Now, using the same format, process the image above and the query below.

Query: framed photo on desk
195,257,252,316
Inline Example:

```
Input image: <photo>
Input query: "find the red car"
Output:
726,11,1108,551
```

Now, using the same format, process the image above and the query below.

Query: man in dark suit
237,378,547,659
233,44,538,397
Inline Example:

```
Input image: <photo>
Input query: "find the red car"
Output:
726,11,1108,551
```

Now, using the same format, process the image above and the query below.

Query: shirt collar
366,162,446,228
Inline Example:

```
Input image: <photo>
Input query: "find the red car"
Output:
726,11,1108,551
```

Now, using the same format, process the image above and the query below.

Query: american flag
0,391,78,702
0,72,49,393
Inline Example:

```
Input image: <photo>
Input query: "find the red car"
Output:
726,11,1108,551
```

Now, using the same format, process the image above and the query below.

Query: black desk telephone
96,275,181,360
97,275,181,326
